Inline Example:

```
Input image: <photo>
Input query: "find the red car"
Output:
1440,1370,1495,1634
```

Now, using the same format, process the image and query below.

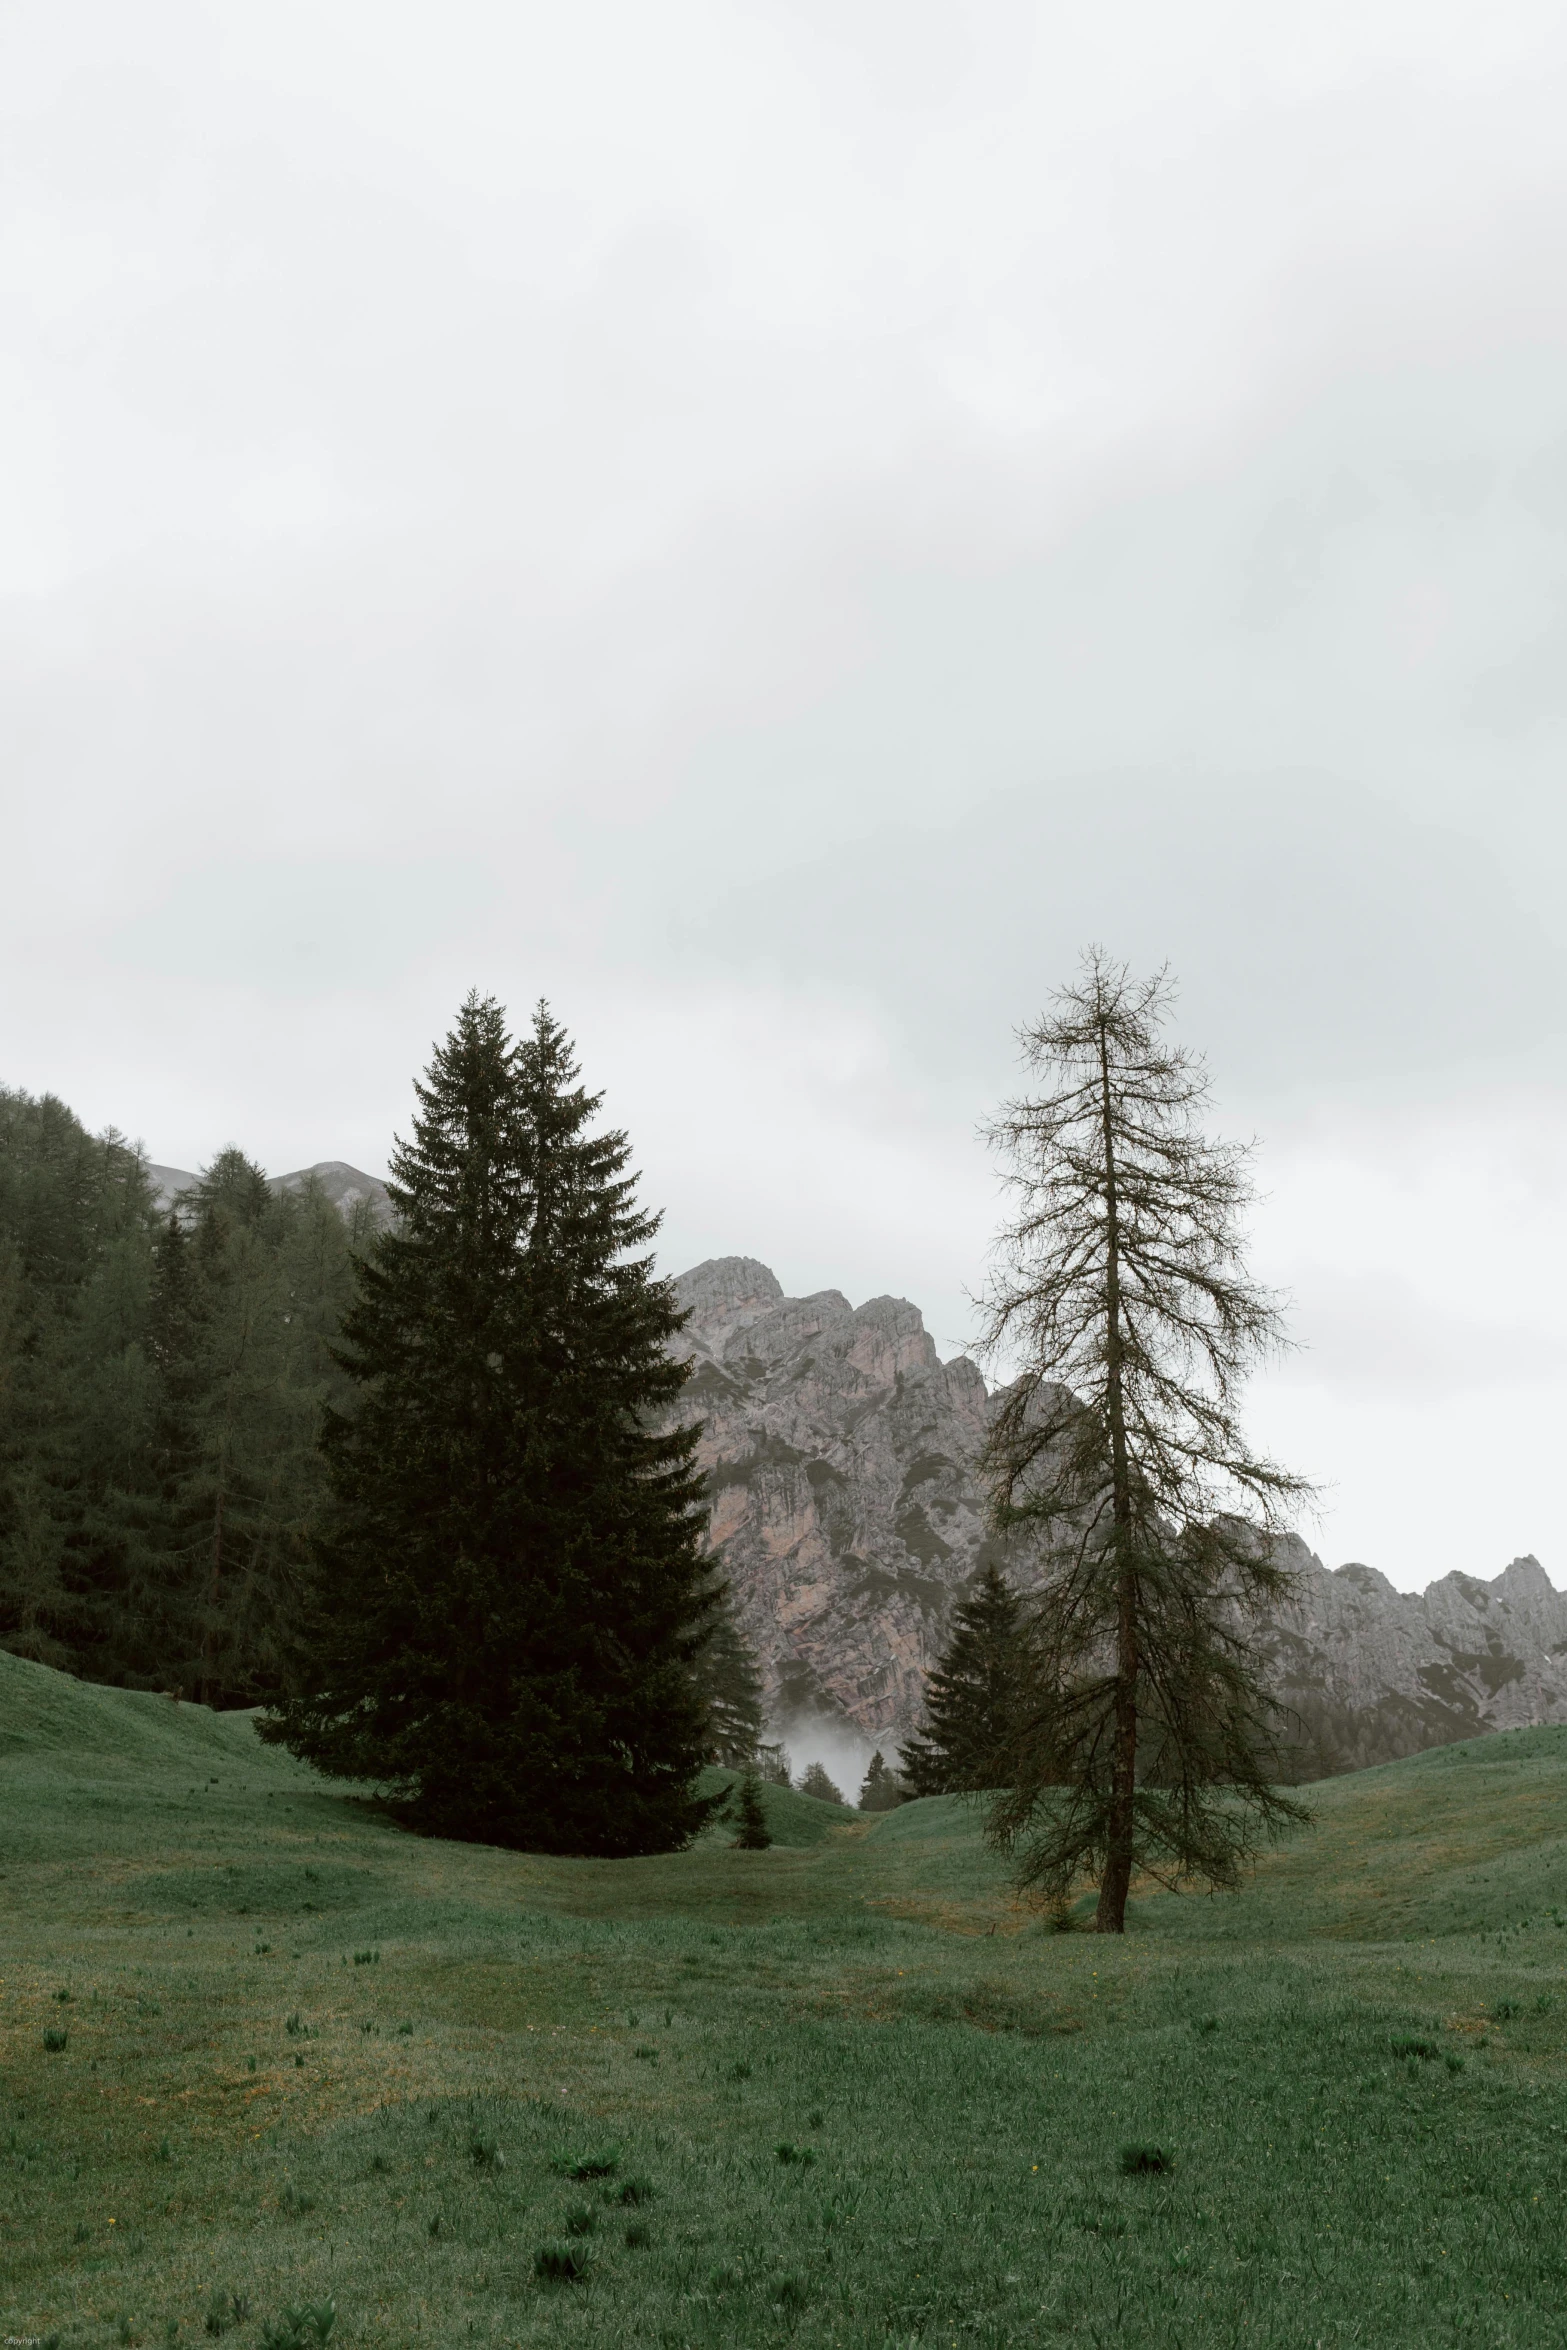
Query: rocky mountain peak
1490,1553,1553,1603
672,1259,995,1746
674,1258,1566,1783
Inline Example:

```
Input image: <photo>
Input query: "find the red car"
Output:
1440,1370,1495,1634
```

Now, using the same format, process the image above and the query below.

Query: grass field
6,1650,1567,2347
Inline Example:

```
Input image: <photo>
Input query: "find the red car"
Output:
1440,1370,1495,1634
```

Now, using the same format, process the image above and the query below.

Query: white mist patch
767,1714,886,1808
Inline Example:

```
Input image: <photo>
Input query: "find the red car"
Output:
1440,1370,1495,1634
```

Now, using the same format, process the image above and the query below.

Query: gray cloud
666,770,1563,1114
6,2,1567,1585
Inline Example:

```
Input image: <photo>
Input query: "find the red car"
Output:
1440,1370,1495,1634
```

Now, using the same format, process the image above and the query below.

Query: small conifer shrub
732,1770,772,1850
42,2027,68,2052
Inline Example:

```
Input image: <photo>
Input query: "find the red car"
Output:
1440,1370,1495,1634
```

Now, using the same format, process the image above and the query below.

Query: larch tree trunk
1095,1008,1137,1933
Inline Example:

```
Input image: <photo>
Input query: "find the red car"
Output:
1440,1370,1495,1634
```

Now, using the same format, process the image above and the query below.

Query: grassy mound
1139,1722,1567,1944
696,1766,861,1847
6,1655,1567,2348
0,1643,277,1768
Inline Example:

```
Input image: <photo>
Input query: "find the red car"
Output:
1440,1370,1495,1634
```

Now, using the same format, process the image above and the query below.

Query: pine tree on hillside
0,1092,164,1675
899,1565,1024,1797
797,1761,844,1805
857,1749,904,1812
145,1155,353,1705
731,1770,772,1849
260,995,721,1857
0,1093,360,1700
694,1606,764,1766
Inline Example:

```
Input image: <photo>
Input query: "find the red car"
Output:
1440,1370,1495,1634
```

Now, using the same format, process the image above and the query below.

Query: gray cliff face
672,1256,1000,1741
1265,1538,1567,1775
674,1256,1566,1778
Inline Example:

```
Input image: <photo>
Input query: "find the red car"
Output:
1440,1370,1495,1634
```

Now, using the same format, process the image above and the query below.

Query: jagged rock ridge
673,1256,997,1743
674,1255,1567,1779
1265,1541,1567,1776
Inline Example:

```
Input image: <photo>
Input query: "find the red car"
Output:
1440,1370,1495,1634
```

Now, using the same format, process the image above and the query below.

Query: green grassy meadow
6,1652,1567,2347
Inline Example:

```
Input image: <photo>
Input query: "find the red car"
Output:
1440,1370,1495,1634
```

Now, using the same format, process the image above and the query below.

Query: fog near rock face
5,3,1567,1588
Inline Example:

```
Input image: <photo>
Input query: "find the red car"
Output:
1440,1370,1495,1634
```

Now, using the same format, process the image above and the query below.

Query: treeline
0,1088,370,1705
0,1067,763,1802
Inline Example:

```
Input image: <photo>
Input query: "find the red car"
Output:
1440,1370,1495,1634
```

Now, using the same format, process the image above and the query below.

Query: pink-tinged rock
673,1257,1567,1778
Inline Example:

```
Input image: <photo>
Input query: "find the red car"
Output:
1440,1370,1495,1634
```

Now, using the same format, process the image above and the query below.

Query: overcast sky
5,1,1567,1591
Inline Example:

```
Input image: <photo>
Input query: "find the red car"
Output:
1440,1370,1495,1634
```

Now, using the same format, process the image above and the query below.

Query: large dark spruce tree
899,1564,1025,1797
979,951,1311,1932
260,995,721,1857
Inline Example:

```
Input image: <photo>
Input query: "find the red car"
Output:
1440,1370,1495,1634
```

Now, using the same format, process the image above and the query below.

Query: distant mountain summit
1265,1542,1567,1776
671,1254,1010,1747
672,1254,1567,1780
147,1159,394,1227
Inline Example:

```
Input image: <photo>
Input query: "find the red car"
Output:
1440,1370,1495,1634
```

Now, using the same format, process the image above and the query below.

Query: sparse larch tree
979,950,1311,1933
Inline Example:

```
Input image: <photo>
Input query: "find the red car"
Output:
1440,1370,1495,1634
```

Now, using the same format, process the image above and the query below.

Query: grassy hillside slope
4,1651,1567,2348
